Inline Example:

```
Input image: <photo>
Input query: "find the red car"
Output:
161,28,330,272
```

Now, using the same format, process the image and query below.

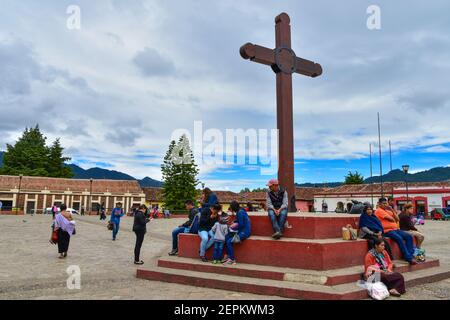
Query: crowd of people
47,179,428,298
358,197,427,297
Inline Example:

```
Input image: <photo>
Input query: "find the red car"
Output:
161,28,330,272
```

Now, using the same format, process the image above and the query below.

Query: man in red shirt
375,197,416,265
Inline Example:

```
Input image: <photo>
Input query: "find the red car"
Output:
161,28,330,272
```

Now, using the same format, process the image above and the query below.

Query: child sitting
211,212,229,264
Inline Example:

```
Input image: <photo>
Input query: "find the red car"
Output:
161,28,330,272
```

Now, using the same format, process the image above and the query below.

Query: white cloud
0,0,449,181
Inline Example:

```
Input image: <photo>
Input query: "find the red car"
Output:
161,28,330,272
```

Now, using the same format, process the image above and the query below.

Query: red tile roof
0,175,143,194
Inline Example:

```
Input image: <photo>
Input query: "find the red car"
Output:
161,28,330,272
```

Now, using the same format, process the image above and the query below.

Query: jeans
385,229,414,262
112,221,120,240
213,241,225,260
198,230,214,257
134,231,145,262
268,208,288,233
172,227,189,250
225,232,249,261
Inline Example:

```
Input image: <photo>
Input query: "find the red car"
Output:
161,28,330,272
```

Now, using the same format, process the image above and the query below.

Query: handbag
366,281,390,300
107,222,114,230
342,224,358,240
50,229,58,244
231,233,241,244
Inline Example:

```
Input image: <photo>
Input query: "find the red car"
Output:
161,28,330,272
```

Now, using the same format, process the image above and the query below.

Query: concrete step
178,234,406,270
136,264,450,300
247,213,359,239
157,256,441,286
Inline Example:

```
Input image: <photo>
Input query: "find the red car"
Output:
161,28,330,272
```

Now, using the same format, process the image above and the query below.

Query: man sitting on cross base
266,179,288,240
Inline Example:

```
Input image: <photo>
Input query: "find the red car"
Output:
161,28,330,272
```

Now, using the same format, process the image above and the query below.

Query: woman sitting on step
359,202,394,260
364,238,406,297
222,201,251,265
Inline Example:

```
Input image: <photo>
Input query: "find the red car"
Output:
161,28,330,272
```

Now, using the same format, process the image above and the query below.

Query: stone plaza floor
0,214,449,300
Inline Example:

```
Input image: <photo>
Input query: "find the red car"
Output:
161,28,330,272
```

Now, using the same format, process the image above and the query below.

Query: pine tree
161,135,200,211
47,139,74,178
344,171,364,185
0,125,73,178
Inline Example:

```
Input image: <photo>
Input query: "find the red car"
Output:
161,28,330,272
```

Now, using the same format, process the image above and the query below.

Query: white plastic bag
366,281,390,300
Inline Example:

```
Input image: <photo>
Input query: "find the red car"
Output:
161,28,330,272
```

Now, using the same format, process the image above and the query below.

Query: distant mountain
364,167,450,184
139,176,163,188
295,182,343,188
0,153,163,187
68,164,136,180
68,164,163,188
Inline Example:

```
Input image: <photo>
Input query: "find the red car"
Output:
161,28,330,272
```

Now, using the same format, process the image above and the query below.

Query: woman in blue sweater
223,201,251,265
200,188,219,211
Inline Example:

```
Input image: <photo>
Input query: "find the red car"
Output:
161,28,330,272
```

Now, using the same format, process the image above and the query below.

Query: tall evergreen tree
344,171,364,185
161,135,200,211
47,138,74,178
0,125,73,178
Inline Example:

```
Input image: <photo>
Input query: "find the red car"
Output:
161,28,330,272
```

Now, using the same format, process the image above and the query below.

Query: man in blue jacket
110,202,125,241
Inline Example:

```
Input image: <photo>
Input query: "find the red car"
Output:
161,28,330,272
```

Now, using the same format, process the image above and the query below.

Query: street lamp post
89,178,93,215
402,165,410,203
17,174,23,214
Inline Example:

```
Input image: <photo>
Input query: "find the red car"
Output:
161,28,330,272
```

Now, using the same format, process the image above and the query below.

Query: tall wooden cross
240,12,322,212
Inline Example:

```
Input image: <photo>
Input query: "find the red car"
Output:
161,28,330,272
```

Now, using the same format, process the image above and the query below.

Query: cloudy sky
1,0,449,191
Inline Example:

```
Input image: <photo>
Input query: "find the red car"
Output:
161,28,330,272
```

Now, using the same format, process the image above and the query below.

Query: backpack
189,213,201,234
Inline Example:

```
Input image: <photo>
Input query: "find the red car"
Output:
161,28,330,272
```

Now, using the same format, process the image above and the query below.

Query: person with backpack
110,202,125,241
133,204,151,265
52,204,76,259
168,200,199,256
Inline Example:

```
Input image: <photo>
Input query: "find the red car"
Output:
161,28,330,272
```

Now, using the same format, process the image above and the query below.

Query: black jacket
182,208,199,227
199,208,218,232
133,211,150,233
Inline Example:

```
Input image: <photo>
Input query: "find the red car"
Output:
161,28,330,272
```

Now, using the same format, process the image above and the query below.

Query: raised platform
178,233,406,270
137,258,450,300
137,213,450,299
248,212,359,239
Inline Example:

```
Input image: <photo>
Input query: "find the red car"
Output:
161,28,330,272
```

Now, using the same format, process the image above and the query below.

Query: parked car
44,207,60,215
44,207,78,215
66,208,79,215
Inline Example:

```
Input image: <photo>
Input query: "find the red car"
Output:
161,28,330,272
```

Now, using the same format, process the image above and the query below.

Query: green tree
161,135,200,211
0,125,73,178
345,171,364,184
240,188,251,193
47,139,74,178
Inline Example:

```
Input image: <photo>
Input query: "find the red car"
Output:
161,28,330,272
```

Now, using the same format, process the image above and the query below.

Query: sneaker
134,261,144,265
168,250,178,256
200,256,208,262
272,232,282,239
212,260,219,264
223,259,236,265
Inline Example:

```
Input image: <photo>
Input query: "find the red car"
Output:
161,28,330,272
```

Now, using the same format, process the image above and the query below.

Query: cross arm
240,42,322,77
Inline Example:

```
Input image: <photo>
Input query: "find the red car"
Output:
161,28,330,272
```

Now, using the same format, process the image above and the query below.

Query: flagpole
378,112,384,198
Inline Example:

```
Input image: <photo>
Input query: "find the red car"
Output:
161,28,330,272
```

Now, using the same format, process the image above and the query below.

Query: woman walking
52,204,76,259
133,204,151,265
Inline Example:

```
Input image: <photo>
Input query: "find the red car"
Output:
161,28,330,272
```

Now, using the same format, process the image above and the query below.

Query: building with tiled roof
314,182,450,215
0,175,145,215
